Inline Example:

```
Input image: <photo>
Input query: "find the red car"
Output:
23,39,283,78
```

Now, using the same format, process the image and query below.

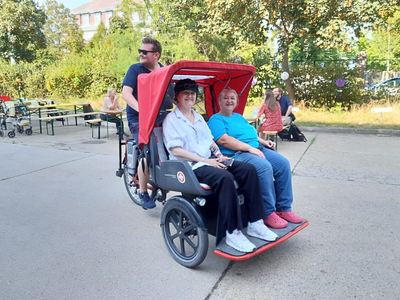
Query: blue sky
35,0,88,10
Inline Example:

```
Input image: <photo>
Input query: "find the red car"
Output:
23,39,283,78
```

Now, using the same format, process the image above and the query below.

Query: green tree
0,0,46,63
86,21,108,49
41,0,84,58
45,32,140,99
358,7,400,73
108,15,134,35
174,0,399,101
147,0,233,62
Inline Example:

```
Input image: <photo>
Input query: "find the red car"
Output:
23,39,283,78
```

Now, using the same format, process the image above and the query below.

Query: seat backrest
153,127,168,163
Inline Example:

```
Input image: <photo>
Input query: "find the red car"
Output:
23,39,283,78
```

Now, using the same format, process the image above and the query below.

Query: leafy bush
0,59,47,99
45,33,139,100
290,65,369,110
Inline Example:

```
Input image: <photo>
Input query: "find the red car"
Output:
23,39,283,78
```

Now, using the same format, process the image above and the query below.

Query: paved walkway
1,117,399,300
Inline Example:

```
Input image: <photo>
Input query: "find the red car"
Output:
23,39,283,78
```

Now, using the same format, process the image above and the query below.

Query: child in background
257,90,283,139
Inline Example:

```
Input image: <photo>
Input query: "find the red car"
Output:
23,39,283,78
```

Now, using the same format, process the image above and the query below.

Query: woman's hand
264,140,275,150
248,147,265,158
203,158,227,169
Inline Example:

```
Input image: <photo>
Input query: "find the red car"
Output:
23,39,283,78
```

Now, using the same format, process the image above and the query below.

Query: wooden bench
39,112,99,135
262,124,291,152
86,118,103,139
85,113,127,139
42,109,71,125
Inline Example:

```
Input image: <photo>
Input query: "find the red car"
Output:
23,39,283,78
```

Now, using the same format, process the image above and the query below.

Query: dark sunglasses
138,49,157,55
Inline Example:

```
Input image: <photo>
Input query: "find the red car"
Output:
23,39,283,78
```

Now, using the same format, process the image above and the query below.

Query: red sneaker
263,212,288,229
276,211,303,224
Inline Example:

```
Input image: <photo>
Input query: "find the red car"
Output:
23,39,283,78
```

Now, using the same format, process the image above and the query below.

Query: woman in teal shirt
208,89,303,229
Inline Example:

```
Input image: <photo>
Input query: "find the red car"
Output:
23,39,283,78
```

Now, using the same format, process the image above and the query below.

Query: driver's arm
122,86,139,112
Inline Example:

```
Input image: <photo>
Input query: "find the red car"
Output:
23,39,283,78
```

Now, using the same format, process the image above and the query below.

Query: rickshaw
116,60,309,268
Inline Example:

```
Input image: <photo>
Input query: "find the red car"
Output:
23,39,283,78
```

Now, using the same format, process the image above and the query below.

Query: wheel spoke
179,236,186,255
182,234,197,250
168,210,181,232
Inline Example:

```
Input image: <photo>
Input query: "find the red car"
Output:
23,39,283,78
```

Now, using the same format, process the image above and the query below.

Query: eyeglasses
138,49,157,55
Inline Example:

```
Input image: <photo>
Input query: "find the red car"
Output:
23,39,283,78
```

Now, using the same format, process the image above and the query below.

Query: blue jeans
234,146,293,218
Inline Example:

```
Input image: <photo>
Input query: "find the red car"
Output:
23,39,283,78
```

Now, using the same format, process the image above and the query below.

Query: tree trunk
282,51,296,101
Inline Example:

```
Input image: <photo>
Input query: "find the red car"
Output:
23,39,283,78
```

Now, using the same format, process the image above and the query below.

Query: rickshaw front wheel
161,197,208,268
25,128,32,135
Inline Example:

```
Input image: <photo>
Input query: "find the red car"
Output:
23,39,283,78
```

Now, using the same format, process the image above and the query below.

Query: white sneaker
247,220,278,241
225,229,256,253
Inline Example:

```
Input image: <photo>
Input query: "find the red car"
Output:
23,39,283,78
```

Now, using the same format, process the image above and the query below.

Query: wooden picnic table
100,109,125,138
244,114,260,128
38,111,99,135
28,102,90,133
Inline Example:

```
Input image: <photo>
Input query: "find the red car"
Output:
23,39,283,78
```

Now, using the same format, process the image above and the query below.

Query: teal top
207,113,259,156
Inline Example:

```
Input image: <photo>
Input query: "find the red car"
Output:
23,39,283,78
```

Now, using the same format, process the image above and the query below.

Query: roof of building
71,0,123,13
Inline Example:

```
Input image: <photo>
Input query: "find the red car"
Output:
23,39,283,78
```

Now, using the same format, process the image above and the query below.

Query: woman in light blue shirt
162,79,278,253
208,89,303,229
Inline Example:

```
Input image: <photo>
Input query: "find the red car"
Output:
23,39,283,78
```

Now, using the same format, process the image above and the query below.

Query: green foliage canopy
0,0,46,62
41,0,84,58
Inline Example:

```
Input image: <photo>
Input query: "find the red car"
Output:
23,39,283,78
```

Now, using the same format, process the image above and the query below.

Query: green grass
245,100,400,131
62,95,400,130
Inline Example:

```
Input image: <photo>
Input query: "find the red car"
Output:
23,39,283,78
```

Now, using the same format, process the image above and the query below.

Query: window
106,11,113,25
82,13,90,26
94,12,101,25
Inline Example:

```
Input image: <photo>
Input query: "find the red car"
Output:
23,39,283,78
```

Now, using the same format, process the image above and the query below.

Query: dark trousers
100,114,123,133
193,161,264,234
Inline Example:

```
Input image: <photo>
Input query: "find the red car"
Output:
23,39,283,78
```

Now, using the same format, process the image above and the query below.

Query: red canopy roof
137,60,256,145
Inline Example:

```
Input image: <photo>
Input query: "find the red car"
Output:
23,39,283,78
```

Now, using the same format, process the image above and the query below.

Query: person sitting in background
100,88,125,136
163,79,278,253
273,87,295,126
257,90,283,139
208,88,303,229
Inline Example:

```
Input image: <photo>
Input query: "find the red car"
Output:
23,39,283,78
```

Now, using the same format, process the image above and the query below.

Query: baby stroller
0,100,7,137
116,60,309,268
2,99,32,138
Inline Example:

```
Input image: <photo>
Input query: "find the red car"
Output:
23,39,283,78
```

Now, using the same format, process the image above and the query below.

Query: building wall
72,6,150,41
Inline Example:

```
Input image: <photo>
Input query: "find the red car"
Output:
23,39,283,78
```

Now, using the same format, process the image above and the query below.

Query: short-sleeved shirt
258,102,283,132
102,96,121,111
208,113,259,157
122,62,163,124
278,95,293,116
162,107,214,161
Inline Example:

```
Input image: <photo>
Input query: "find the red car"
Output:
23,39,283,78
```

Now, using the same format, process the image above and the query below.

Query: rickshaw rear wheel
161,197,208,268
123,164,142,206
25,128,32,135
123,163,157,206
